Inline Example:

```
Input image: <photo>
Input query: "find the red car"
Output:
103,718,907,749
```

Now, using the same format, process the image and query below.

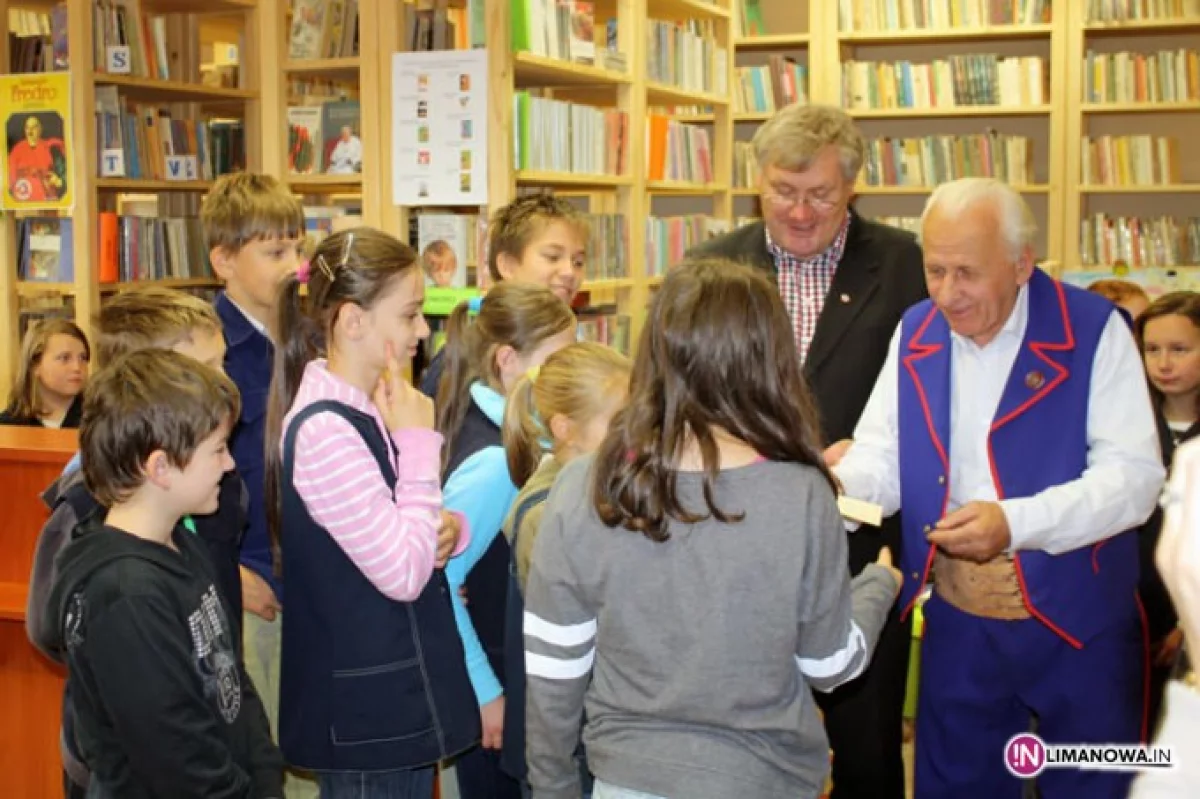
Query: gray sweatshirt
524,456,899,799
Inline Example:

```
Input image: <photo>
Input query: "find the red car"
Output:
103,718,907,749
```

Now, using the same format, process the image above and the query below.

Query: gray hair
751,104,865,182
919,178,1037,261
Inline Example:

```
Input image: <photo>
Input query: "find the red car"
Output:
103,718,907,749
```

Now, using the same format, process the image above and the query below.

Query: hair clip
315,254,336,282
295,260,312,285
526,365,541,383
467,296,484,315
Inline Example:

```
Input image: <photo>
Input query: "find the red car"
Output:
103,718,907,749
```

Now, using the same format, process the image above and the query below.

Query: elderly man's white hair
918,178,1038,262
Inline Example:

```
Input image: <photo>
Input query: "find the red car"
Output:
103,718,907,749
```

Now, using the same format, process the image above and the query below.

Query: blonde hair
95,287,222,367
751,104,865,180
1088,279,1149,307
4,318,90,421
200,172,304,252
503,342,632,487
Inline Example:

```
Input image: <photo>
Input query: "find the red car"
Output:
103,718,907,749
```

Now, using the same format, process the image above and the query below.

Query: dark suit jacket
689,211,928,573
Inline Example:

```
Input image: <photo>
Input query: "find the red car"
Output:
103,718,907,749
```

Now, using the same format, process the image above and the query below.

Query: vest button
938,475,946,485
911,572,919,580
923,524,932,533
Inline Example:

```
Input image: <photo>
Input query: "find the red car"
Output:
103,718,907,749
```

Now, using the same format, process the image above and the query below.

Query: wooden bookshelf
1081,101,1200,114
846,105,1053,119
735,33,810,49
513,52,632,87
0,0,263,391
837,24,1054,44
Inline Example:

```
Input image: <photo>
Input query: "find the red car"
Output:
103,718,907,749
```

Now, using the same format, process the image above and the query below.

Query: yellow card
838,496,883,527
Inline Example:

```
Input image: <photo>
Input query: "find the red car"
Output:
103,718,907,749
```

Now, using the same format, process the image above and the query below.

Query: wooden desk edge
0,581,29,622
0,427,78,464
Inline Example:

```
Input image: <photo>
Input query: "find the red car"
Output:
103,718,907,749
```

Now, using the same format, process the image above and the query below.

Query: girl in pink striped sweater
263,228,479,796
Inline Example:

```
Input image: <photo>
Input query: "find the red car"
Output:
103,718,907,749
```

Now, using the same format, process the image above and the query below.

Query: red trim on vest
900,306,951,621
1134,593,1151,743
1092,540,1110,574
1011,555,1083,649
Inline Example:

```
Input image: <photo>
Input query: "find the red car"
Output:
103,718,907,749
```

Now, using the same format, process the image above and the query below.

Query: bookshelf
0,0,264,394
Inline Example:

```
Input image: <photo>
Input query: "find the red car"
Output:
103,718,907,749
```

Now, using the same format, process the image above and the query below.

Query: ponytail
435,302,479,477
264,273,323,569
502,373,544,488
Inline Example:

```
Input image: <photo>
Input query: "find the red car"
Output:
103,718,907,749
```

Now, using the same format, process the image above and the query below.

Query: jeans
316,766,435,799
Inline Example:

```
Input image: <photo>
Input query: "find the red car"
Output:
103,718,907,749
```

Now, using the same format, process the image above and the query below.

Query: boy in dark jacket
45,349,282,798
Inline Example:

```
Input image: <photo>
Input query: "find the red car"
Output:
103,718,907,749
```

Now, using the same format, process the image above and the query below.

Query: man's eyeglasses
761,190,842,213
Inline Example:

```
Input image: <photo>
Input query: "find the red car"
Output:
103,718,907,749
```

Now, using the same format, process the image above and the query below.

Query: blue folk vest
897,269,1140,647
278,401,479,771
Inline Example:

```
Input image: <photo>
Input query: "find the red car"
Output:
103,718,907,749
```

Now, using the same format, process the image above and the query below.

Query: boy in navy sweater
201,174,311,796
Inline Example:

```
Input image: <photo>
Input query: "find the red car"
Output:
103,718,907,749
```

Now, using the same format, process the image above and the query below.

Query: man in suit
688,103,926,799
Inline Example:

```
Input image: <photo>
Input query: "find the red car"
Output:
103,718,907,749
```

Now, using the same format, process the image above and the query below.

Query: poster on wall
392,49,488,206
0,72,73,211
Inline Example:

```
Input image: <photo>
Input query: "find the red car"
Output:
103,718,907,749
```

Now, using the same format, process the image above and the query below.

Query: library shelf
100,278,222,294
283,58,362,80
646,180,729,193
16,282,74,297
287,174,364,191
514,171,634,188
838,24,1053,45
1081,101,1200,114
648,0,730,22
672,113,716,123
847,105,1052,119
735,112,772,122
855,184,1051,195
735,33,810,50
92,74,256,103
581,277,639,290
1078,184,1200,194
142,0,255,10
96,178,215,192
1082,17,1200,36
513,53,631,88
1072,264,1200,271
731,187,758,196
646,80,730,108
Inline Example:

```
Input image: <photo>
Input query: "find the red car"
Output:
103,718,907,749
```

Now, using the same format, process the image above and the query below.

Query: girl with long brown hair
522,258,901,799
0,318,90,428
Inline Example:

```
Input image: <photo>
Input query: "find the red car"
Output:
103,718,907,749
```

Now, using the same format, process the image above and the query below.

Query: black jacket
45,516,282,799
689,212,927,573
0,394,83,428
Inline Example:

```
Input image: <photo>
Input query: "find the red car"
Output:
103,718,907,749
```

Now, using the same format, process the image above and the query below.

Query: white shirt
835,284,1165,555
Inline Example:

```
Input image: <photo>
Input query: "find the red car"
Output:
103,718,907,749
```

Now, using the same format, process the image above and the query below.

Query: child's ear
337,303,368,341
495,251,520,281
143,450,173,490
548,413,573,446
209,246,237,281
495,343,519,377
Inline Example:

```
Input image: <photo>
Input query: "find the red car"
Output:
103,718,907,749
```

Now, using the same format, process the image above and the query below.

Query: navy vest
897,270,1140,647
279,401,479,771
444,400,511,688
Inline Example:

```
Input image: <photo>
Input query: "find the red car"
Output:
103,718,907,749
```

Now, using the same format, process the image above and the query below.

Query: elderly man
690,103,926,799
831,177,1165,798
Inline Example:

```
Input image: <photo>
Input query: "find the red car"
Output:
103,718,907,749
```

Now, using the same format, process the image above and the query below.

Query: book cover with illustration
417,213,470,289
1,72,73,211
288,0,331,60
18,216,74,281
321,100,362,174
287,106,323,174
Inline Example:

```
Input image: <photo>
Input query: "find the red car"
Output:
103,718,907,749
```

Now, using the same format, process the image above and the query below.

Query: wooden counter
0,426,77,797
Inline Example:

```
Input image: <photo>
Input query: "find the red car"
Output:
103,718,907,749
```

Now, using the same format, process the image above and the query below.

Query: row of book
842,55,1048,110
647,20,728,97
737,0,770,37
8,5,66,73
512,93,629,177
1084,49,1200,105
576,308,632,356
838,0,1051,32
1081,135,1180,186
289,77,359,105
286,0,360,61
16,213,212,284
647,117,714,184
286,101,364,175
92,0,179,80
581,214,631,281
1081,214,1200,267
861,132,1034,186
406,0,483,52
733,142,761,189
1086,0,1200,23
645,215,730,277
95,88,245,180
512,0,597,65
734,60,809,115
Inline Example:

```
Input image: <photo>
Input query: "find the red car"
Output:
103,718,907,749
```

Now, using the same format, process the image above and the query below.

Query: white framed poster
392,49,488,206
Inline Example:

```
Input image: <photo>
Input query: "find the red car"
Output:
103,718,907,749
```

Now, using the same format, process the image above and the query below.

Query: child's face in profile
170,420,235,517
500,220,586,303
363,268,431,364
213,234,306,322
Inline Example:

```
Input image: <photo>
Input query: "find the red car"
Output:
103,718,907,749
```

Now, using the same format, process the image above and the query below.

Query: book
18,216,73,281
320,100,362,174
287,106,323,174
288,0,331,60
417,214,472,288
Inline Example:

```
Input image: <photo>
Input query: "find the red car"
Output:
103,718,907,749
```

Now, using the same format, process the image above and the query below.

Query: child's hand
373,342,435,432
435,511,460,568
240,565,282,621
480,696,505,749
874,547,903,595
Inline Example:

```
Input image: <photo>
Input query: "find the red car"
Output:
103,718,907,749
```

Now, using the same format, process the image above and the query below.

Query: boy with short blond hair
46,350,282,798
201,172,314,797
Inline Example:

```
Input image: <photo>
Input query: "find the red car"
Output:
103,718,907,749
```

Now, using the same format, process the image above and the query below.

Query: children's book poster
417,214,470,288
1,72,73,211
392,49,488,206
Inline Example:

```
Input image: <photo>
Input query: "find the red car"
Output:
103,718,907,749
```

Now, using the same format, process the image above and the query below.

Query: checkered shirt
765,215,851,364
